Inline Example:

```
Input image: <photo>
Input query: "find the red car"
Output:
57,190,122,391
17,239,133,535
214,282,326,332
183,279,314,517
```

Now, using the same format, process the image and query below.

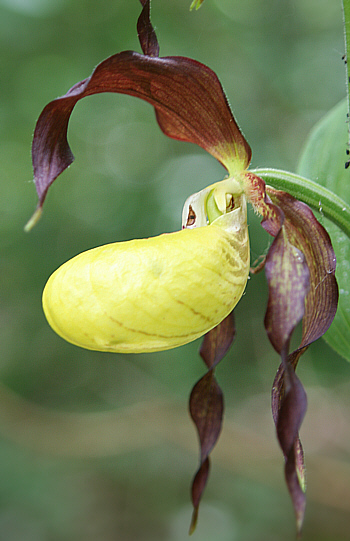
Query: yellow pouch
43,197,249,353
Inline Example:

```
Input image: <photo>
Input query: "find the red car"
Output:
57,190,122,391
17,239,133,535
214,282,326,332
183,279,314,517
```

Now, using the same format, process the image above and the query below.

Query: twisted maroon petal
265,186,338,536
264,227,310,355
267,188,338,354
189,312,235,533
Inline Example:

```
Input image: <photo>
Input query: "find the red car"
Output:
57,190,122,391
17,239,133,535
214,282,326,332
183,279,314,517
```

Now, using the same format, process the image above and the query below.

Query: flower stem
252,168,350,238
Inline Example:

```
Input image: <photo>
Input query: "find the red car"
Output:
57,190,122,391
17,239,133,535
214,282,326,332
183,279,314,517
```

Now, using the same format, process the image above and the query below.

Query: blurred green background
1,0,350,539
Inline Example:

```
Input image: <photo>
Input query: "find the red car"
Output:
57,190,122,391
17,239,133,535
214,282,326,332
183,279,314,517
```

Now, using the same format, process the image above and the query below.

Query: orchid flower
27,0,338,536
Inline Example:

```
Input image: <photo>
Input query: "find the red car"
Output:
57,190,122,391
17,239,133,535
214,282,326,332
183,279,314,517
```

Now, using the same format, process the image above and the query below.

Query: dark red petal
276,358,307,535
264,228,310,355
189,458,209,534
189,312,235,533
271,355,307,536
189,371,223,534
262,201,309,535
189,371,224,473
137,0,159,57
276,364,307,455
265,187,338,536
267,187,338,349
199,310,235,369
30,52,251,219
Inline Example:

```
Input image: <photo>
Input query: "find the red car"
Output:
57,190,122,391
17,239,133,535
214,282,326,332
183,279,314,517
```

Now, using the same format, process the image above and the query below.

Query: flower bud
43,200,249,353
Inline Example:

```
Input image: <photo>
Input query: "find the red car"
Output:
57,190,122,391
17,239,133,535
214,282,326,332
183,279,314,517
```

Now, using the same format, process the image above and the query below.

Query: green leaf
297,99,350,361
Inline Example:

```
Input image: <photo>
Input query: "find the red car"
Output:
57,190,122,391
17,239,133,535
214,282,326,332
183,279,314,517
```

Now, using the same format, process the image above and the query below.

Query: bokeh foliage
1,0,349,539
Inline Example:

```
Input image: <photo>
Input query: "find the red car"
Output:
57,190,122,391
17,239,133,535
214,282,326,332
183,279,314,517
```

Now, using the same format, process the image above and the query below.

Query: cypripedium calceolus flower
27,0,338,537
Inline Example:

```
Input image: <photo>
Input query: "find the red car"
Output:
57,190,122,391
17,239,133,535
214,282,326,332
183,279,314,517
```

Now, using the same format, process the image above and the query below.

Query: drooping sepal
28,1,251,227
189,312,235,533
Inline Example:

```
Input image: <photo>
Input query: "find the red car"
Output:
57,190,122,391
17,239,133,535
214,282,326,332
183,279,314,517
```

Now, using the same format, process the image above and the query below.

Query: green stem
343,0,350,148
252,168,350,238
